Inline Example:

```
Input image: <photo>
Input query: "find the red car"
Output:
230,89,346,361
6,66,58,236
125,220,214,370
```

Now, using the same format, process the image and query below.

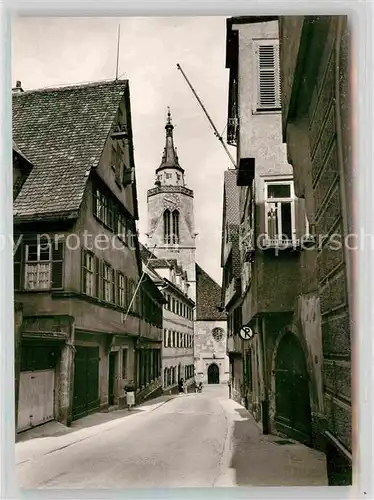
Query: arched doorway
275,332,312,445
207,363,220,384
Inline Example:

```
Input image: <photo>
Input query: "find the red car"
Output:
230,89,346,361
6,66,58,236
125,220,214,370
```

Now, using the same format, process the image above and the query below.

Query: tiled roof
139,243,178,270
224,169,240,225
12,79,128,222
139,242,157,262
13,140,32,165
195,264,226,321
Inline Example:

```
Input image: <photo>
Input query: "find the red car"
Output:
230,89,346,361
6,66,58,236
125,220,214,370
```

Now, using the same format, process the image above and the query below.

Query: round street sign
239,326,254,340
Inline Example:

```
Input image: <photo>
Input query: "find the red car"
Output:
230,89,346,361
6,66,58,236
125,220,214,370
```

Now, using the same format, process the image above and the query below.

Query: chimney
12,81,24,93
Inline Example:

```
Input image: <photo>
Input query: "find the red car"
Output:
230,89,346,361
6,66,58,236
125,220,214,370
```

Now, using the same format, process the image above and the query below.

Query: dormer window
111,108,128,139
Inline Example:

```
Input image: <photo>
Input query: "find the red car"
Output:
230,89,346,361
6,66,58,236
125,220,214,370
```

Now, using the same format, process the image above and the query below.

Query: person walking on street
183,379,187,394
178,378,184,394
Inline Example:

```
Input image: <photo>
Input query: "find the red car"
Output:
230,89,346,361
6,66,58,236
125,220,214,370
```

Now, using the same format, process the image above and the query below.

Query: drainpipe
260,316,269,434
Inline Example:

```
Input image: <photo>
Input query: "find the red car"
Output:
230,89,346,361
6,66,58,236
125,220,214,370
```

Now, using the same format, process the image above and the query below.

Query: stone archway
207,363,220,384
274,331,312,445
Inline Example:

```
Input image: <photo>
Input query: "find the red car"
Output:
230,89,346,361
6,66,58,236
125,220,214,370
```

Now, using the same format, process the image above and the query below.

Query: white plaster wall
194,320,229,384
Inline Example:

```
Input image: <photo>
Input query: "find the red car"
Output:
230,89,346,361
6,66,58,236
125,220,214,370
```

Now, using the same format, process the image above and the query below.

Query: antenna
176,63,237,169
115,24,121,80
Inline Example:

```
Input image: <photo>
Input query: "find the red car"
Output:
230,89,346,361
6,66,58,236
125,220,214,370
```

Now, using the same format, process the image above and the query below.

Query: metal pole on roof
115,24,121,80
176,63,237,169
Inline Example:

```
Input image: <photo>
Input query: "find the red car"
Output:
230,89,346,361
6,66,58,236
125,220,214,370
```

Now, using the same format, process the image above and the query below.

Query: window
102,262,115,303
117,213,128,245
93,188,114,229
22,238,64,291
255,40,281,111
117,272,126,307
212,327,224,342
82,251,95,296
122,349,128,379
264,179,296,243
166,173,172,179
172,210,180,244
112,144,122,182
163,209,171,244
25,241,51,290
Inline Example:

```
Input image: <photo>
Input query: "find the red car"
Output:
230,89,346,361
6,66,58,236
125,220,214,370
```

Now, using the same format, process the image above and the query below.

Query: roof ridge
13,78,128,95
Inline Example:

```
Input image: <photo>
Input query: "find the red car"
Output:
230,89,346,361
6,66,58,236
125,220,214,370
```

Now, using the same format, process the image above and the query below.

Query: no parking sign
239,326,254,340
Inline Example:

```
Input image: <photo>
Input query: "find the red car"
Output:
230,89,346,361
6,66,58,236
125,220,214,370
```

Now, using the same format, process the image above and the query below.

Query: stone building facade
146,111,229,385
279,15,353,485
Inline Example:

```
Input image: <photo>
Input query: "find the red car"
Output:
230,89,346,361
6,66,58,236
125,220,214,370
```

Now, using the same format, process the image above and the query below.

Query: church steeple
156,108,185,186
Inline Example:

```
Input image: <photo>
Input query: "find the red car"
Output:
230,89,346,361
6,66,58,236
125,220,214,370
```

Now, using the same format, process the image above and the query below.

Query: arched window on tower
172,210,180,244
163,209,171,244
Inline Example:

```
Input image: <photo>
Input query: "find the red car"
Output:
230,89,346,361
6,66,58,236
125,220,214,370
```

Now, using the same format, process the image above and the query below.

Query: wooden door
275,332,312,445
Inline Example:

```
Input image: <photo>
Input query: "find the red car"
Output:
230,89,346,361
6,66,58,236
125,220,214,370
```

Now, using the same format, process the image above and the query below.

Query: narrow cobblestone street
16,386,327,489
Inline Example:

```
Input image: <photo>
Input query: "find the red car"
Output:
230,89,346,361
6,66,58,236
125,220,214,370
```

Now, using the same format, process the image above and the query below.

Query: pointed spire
156,107,184,173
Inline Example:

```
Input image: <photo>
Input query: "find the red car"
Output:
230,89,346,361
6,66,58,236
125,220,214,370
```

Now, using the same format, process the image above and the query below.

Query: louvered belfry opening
257,41,281,111
163,209,171,244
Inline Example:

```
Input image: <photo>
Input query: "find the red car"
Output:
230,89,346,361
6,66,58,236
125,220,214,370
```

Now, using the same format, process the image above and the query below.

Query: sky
12,17,235,285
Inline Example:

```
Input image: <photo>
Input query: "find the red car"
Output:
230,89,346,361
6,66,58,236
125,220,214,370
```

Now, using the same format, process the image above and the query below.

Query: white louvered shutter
256,41,281,110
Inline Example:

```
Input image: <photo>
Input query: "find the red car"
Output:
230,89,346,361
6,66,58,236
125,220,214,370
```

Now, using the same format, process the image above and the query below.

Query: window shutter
51,239,64,289
111,268,116,304
115,270,120,306
95,257,101,299
257,42,281,110
14,238,23,291
81,248,86,293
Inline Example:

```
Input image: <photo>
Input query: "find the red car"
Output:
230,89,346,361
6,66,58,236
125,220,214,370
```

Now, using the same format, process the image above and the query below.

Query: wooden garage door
72,346,100,420
17,370,55,432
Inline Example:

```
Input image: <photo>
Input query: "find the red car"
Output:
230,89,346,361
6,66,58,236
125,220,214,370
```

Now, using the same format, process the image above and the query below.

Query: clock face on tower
163,194,179,209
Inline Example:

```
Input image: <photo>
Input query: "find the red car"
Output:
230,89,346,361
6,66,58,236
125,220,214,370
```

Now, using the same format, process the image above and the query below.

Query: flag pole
115,24,121,80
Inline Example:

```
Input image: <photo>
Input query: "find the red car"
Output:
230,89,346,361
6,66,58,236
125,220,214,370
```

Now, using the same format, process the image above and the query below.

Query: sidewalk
16,393,177,466
217,397,328,487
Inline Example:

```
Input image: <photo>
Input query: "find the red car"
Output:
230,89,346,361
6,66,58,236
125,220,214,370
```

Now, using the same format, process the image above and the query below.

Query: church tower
146,109,197,303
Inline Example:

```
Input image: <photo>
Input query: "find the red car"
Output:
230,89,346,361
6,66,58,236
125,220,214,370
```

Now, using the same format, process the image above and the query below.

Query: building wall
162,289,194,391
14,302,23,432
95,93,136,217
279,15,352,483
69,177,139,293
228,18,325,447
194,320,229,384
233,19,300,325
235,20,290,174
